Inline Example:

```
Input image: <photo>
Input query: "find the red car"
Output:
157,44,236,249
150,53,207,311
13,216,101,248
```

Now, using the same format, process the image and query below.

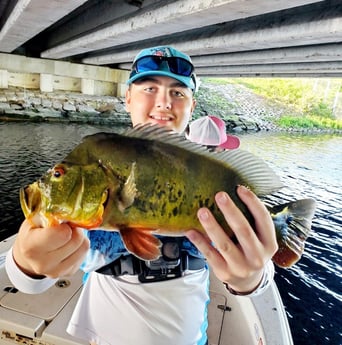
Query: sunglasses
132,55,194,77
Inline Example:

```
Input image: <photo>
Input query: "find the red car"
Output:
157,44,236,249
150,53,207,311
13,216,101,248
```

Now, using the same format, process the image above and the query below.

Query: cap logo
150,47,172,57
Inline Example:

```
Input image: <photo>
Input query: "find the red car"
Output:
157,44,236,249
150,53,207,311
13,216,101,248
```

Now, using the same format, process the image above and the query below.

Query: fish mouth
20,183,42,218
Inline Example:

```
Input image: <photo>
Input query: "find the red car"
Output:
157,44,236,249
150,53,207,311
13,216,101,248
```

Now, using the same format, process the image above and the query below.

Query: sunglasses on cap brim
132,55,194,77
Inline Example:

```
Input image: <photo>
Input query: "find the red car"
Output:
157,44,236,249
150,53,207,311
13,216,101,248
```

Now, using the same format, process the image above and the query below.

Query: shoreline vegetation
0,78,341,133
196,78,342,133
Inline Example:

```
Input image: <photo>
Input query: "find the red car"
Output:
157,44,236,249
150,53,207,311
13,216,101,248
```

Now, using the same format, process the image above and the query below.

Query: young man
6,46,277,345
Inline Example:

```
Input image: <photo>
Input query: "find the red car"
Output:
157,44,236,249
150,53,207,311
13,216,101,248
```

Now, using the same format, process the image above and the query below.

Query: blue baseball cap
127,46,196,91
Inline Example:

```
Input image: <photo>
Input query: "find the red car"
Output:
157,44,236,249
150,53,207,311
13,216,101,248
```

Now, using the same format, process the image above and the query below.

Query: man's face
125,76,196,133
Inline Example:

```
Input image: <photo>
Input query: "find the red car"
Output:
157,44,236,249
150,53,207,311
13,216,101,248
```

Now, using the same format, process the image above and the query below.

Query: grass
276,114,342,130
202,77,342,130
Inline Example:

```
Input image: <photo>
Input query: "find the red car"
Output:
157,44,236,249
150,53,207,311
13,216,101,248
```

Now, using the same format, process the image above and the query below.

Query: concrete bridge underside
0,0,341,77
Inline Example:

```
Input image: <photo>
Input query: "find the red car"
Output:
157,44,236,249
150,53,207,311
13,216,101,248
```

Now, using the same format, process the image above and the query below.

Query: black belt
96,243,206,283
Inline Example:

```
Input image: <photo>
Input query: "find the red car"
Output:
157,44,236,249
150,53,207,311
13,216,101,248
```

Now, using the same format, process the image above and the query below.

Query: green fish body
21,125,316,267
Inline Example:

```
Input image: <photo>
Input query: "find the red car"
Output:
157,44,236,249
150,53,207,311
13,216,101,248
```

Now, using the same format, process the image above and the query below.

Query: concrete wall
0,53,130,97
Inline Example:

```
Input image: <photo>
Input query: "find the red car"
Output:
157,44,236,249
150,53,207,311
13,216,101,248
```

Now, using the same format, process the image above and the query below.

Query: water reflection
239,131,342,345
0,122,341,344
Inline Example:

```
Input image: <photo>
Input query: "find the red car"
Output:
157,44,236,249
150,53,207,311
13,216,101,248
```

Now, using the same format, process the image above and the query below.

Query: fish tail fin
270,198,316,268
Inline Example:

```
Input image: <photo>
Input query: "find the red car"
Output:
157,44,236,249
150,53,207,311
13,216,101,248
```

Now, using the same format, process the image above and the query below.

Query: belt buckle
138,257,182,283
138,240,183,283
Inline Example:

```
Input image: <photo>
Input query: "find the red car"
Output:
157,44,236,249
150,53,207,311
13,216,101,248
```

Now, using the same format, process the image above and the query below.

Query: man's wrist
5,248,57,294
223,261,275,297
14,261,46,280
12,245,46,279
223,275,263,296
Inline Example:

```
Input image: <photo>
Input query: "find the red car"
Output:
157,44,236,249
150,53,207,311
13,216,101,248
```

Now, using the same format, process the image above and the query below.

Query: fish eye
52,166,65,178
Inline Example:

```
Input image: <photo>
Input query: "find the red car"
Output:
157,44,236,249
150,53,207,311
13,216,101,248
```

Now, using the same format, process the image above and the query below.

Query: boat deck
0,235,293,345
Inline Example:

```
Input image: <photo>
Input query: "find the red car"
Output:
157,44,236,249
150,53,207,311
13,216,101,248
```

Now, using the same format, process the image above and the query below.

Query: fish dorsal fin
124,124,283,195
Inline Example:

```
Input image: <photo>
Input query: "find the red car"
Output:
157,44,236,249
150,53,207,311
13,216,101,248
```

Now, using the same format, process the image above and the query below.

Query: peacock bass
20,124,316,267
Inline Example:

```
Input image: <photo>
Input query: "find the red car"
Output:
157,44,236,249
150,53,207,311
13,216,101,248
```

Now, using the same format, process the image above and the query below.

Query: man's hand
186,185,278,294
12,220,90,279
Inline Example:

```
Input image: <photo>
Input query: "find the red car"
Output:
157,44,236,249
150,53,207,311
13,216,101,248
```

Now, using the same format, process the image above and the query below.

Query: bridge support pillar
40,74,53,92
81,78,95,95
0,70,8,89
117,83,127,98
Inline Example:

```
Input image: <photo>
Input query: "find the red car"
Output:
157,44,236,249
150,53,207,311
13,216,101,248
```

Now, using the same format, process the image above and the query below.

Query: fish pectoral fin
118,162,137,212
271,198,316,268
119,227,162,261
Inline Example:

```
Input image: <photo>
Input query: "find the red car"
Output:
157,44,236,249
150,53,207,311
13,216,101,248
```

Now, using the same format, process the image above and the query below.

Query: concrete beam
195,62,342,76
117,44,342,71
190,44,342,66
197,73,342,78
42,0,158,49
83,6,342,65
0,0,88,53
41,0,323,59
0,53,129,83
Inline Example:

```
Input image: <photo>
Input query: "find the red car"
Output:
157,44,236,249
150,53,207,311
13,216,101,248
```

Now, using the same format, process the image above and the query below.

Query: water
240,132,342,345
0,122,341,345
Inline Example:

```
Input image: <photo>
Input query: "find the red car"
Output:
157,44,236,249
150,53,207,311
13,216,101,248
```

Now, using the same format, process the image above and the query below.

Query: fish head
20,162,109,229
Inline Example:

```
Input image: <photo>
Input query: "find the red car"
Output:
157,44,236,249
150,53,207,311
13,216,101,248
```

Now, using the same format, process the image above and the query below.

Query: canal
0,121,341,345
